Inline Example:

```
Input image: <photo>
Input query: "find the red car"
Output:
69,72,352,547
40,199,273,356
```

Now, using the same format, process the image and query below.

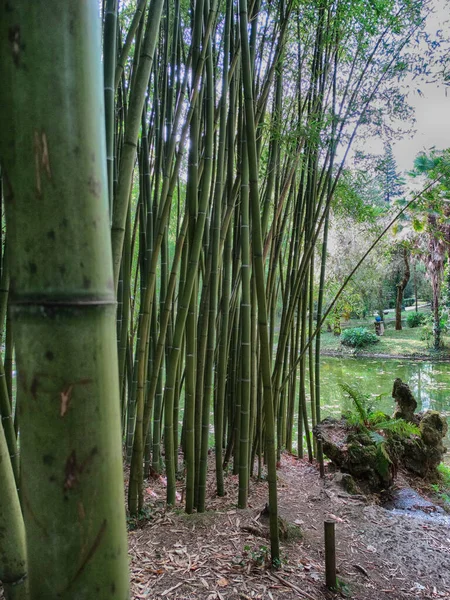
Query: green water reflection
303,357,450,459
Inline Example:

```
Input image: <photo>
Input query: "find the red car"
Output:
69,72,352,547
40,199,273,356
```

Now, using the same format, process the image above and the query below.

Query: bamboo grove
0,0,431,594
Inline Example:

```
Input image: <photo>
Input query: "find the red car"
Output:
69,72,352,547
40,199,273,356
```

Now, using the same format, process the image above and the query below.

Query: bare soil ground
2,455,448,599
129,455,450,600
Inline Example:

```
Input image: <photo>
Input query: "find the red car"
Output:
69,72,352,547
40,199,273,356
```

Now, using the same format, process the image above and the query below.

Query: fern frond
369,431,384,444
339,383,369,422
374,419,420,437
343,410,363,428
367,411,388,426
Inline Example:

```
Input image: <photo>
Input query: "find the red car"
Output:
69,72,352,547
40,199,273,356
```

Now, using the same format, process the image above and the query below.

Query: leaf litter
127,454,450,600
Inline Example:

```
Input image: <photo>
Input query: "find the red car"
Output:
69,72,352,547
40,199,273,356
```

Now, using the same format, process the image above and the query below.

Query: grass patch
437,462,450,487
319,320,450,359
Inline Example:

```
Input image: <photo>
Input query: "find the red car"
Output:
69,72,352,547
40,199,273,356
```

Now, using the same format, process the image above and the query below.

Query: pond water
302,356,450,459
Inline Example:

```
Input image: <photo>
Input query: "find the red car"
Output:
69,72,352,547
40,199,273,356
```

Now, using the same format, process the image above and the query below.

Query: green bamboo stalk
249,277,258,476
111,0,164,287
142,216,189,470
188,21,215,512
151,374,163,474
0,3,129,596
299,278,313,462
0,351,18,484
238,135,251,509
126,310,142,463
128,147,154,510
115,0,148,91
0,417,28,600
216,224,231,478
164,205,212,504
103,0,118,219
198,13,224,514
0,238,9,341
211,0,231,499
127,6,220,501
5,312,13,406
308,259,316,437
314,205,330,477
239,0,279,563
193,276,208,508
185,0,203,512
217,50,237,474
118,207,131,417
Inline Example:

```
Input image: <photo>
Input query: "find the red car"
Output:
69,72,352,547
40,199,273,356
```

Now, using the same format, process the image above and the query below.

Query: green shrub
431,464,450,509
406,312,426,328
340,327,379,348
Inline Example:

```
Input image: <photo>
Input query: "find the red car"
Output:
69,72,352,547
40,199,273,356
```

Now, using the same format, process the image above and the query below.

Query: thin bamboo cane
0,418,27,600
239,0,279,563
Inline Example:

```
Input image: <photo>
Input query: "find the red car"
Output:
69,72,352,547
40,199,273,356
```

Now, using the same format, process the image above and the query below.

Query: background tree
395,243,411,330
408,149,450,348
377,142,405,203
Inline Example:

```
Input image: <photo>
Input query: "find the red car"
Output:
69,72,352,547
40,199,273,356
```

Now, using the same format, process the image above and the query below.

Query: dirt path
2,455,448,599
128,456,450,600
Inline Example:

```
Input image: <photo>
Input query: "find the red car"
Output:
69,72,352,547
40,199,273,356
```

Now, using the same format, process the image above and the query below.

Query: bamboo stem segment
324,520,337,589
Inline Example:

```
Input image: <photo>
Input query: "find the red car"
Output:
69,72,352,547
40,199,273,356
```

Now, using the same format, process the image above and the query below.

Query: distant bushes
340,327,379,348
406,312,426,328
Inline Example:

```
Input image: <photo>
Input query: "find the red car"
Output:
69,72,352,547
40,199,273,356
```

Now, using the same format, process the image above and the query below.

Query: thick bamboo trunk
0,3,129,597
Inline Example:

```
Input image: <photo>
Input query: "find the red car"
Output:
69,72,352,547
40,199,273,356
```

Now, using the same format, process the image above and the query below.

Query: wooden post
324,519,337,589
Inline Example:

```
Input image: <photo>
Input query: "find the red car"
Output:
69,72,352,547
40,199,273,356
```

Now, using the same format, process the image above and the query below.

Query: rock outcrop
392,378,417,422
397,410,448,477
314,418,394,490
314,380,448,489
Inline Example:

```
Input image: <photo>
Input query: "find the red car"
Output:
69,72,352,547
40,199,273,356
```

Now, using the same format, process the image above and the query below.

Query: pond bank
302,356,450,459
318,326,450,361
321,350,450,361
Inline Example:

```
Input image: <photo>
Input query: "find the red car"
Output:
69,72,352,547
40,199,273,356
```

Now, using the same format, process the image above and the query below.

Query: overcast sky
393,85,450,174
392,0,450,173
349,1,450,175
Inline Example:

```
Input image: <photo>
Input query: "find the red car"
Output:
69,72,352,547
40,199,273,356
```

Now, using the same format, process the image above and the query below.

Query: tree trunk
433,284,441,350
395,247,410,331
0,3,129,597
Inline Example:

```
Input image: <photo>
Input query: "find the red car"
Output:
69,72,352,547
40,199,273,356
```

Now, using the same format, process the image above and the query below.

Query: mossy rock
398,437,441,477
335,473,361,495
346,441,393,488
420,411,448,447
375,443,392,480
316,381,448,487
392,378,417,422
347,432,373,447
